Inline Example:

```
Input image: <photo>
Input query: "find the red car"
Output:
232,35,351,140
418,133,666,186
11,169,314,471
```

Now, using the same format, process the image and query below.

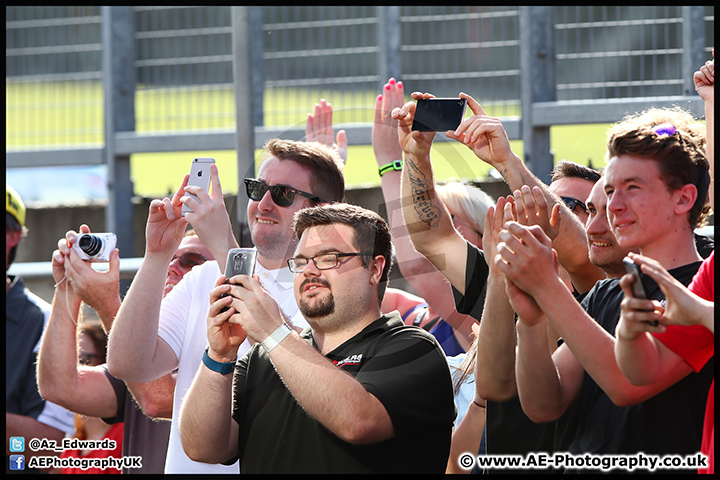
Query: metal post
232,6,258,247
377,6,402,84
101,6,136,295
681,7,707,98
519,6,556,184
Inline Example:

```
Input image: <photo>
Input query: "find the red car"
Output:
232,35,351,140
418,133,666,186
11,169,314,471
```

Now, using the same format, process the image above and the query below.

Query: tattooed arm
392,92,470,294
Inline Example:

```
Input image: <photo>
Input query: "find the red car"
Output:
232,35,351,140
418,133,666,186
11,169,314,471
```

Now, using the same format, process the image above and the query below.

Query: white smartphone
181,157,215,217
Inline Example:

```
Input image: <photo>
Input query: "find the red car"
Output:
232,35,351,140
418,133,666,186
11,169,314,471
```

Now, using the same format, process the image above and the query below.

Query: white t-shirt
158,257,307,474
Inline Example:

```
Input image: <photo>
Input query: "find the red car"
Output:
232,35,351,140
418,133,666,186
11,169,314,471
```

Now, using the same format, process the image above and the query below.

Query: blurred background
6,6,714,302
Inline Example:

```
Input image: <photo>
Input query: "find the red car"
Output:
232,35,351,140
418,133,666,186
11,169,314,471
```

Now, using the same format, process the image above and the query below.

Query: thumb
336,130,348,151
109,248,121,273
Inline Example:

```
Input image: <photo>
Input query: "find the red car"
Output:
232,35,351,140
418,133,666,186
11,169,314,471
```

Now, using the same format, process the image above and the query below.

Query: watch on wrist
261,323,293,353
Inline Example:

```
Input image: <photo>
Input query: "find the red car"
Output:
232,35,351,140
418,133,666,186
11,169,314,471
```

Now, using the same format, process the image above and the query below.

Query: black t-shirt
101,366,171,475
229,312,456,474
569,261,713,474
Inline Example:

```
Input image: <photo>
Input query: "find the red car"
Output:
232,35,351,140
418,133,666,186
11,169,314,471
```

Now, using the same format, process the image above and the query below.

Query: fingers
460,92,486,117
209,163,223,199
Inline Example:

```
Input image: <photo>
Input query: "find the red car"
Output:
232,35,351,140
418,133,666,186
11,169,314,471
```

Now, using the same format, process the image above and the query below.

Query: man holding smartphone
107,138,345,474
493,107,712,473
179,203,455,474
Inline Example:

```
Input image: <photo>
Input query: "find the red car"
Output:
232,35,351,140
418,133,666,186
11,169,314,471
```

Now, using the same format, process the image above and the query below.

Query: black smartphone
220,248,258,313
411,98,468,132
622,257,658,326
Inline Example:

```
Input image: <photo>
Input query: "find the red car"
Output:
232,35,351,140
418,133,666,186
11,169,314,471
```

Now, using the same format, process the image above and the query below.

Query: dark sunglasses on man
172,252,208,270
561,196,588,215
244,178,324,208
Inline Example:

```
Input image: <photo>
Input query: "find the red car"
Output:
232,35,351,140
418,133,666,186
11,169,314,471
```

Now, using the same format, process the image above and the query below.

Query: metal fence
6,5,714,258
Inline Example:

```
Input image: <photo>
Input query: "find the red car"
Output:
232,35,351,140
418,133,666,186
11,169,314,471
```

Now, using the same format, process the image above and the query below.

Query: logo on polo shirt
334,354,363,368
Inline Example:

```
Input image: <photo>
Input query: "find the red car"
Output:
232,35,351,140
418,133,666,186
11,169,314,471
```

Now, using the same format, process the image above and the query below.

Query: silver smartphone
220,248,258,312
181,157,215,217
622,257,657,326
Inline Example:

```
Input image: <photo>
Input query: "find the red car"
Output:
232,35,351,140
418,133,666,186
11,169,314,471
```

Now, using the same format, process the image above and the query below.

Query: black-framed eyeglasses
172,252,208,270
561,196,588,214
244,178,324,208
287,252,373,273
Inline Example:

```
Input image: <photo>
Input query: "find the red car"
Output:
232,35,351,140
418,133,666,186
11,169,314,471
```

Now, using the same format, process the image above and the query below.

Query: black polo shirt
229,312,455,474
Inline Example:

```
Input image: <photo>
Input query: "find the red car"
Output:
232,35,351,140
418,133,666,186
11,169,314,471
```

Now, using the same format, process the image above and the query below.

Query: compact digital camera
72,233,117,262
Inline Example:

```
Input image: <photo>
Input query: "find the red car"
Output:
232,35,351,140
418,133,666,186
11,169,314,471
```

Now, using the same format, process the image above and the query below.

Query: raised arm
181,163,239,264
497,222,694,410
474,196,521,401
449,94,603,293
614,252,713,386
107,182,189,383
393,92,469,293
373,79,476,343
306,98,348,166
37,235,119,419
694,51,714,209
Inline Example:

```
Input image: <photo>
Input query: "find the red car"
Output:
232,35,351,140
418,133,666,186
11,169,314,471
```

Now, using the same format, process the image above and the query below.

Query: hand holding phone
182,157,215,217
622,257,658,326
220,248,258,313
411,98,468,132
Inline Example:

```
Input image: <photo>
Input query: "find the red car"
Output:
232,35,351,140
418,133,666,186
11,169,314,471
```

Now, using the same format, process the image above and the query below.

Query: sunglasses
561,196,588,214
244,178,324,208
172,252,208,270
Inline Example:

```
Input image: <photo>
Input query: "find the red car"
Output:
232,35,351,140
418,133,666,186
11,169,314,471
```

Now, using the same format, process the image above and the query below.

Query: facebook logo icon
9,455,25,471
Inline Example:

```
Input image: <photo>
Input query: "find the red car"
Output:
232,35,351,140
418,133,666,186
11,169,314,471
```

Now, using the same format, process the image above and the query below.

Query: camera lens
78,234,103,257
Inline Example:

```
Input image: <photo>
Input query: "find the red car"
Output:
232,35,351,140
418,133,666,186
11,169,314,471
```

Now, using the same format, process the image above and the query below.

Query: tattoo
501,168,509,182
406,160,442,228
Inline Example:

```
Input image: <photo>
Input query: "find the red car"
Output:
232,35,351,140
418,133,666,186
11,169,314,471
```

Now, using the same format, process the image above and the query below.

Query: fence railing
6,6,714,261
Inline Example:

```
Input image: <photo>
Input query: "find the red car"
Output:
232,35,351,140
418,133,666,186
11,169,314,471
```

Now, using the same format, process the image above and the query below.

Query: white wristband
261,323,293,353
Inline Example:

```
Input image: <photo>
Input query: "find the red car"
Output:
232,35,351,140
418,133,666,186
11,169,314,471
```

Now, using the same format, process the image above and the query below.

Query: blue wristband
202,347,236,375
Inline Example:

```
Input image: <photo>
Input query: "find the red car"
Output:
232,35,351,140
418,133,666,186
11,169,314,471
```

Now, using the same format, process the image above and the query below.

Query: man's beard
298,277,335,318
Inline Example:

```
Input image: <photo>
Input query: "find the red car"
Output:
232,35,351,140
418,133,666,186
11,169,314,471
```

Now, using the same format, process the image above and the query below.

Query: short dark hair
293,203,393,302
551,160,602,185
605,107,710,228
263,139,345,204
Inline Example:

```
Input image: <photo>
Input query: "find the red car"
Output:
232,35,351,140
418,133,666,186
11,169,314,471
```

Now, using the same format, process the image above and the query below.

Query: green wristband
378,159,403,177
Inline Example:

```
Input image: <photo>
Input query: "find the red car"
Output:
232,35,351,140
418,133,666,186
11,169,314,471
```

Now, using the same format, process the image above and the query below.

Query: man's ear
369,254,386,286
674,184,698,216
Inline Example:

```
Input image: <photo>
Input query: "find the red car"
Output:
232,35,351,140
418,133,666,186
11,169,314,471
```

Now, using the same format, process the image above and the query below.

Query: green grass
7,81,613,198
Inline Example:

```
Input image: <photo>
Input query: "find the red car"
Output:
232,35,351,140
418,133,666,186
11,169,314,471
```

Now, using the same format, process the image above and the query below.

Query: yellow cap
6,185,26,228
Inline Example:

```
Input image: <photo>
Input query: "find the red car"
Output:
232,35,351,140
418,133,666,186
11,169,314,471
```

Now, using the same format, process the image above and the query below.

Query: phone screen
411,98,467,132
182,157,215,216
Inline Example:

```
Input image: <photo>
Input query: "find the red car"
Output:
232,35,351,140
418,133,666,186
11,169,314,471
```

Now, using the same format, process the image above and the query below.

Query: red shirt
60,422,124,474
653,251,714,474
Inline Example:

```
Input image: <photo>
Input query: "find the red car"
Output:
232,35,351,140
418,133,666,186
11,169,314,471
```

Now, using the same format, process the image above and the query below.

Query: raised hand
513,185,561,242
145,176,189,257
446,93,516,169
693,50,714,102
392,92,437,160
306,99,348,165
372,78,405,166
